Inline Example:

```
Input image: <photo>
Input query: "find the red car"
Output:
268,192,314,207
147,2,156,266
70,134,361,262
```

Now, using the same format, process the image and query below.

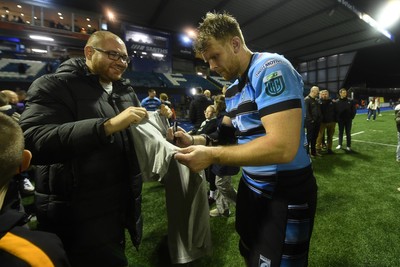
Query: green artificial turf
23,110,399,266
127,109,400,266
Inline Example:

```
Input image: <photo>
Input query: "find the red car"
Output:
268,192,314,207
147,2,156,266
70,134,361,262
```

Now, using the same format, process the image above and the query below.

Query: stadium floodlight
361,14,392,40
377,0,400,29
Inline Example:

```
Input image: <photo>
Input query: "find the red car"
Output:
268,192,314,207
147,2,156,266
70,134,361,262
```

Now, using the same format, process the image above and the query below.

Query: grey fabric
215,174,237,214
130,112,212,264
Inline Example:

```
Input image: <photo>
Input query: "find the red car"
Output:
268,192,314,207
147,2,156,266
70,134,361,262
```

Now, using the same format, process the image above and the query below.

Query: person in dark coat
334,88,356,151
20,31,147,267
304,86,322,157
395,103,400,162
316,89,336,154
0,113,71,267
189,87,213,133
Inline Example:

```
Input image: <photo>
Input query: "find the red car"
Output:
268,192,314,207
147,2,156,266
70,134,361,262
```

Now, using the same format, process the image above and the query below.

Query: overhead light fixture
361,14,392,40
181,35,191,44
107,10,115,21
29,35,54,41
152,53,164,58
32,48,47,53
185,28,196,39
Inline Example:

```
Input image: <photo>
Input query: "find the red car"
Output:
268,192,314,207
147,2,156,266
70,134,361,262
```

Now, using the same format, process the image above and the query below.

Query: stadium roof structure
34,0,399,63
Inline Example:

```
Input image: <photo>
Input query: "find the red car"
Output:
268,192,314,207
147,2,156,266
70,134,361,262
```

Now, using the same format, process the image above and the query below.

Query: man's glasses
92,47,131,63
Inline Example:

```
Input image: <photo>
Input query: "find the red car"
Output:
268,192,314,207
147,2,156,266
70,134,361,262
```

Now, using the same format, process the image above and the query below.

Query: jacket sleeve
304,97,313,123
351,100,357,119
189,101,196,124
20,76,111,165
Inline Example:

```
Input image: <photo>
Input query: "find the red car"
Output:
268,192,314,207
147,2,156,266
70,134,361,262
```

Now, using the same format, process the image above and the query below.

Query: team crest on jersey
263,70,285,96
259,254,271,267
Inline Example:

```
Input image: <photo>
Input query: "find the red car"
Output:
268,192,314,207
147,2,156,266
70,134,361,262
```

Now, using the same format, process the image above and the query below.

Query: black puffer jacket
319,99,336,123
304,95,321,124
335,97,356,122
20,58,143,264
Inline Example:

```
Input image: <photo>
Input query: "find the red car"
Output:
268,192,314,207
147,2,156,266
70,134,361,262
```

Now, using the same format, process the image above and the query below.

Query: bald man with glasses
20,31,148,267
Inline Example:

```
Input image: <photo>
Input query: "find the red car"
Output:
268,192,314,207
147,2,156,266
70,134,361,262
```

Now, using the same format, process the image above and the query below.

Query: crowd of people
304,86,357,157
0,11,397,267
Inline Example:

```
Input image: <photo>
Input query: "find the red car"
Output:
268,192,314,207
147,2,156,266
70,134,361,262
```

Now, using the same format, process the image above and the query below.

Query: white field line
350,140,396,147
332,131,364,141
332,131,397,147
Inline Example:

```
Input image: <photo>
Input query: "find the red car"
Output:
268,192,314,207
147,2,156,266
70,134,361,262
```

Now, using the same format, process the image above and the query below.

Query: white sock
209,190,215,199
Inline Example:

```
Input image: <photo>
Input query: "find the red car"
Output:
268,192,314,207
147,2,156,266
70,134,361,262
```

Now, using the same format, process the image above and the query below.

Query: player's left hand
174,145,214,173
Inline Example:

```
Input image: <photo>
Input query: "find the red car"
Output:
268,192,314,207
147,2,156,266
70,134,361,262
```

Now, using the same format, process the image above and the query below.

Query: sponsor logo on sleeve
255,59,284,77
263,70,285,96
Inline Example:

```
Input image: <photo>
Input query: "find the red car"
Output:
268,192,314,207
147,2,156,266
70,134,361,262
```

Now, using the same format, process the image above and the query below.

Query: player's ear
231,36,241,54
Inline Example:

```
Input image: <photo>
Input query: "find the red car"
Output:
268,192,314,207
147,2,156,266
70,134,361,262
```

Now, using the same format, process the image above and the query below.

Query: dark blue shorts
235,166,317,267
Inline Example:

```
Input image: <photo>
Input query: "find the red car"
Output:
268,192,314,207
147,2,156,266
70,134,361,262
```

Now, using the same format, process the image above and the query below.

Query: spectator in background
141,88,161,111
395,103,400,163
195,105,218,206
15,88,27,104
195,105,217,135
375,97,381,116
160,92,176,121
20,30,147,267
0,113,71,267
0,92,20,121
189,87,211,133
1,90,18,105
316,90,336,154
1,90,24,114
304,86,322,157
335,88,356,151
15,88,27,112
209,94,239,217
204,89,213,102
367,98,377,121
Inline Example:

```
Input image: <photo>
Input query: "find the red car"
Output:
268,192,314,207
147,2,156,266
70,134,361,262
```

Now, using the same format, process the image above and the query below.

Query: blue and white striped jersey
225,52,311,186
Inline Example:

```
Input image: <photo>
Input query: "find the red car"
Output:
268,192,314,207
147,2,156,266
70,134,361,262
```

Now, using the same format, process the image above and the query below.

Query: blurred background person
316,90,336,154
335,88,356,151
141,88,161,111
